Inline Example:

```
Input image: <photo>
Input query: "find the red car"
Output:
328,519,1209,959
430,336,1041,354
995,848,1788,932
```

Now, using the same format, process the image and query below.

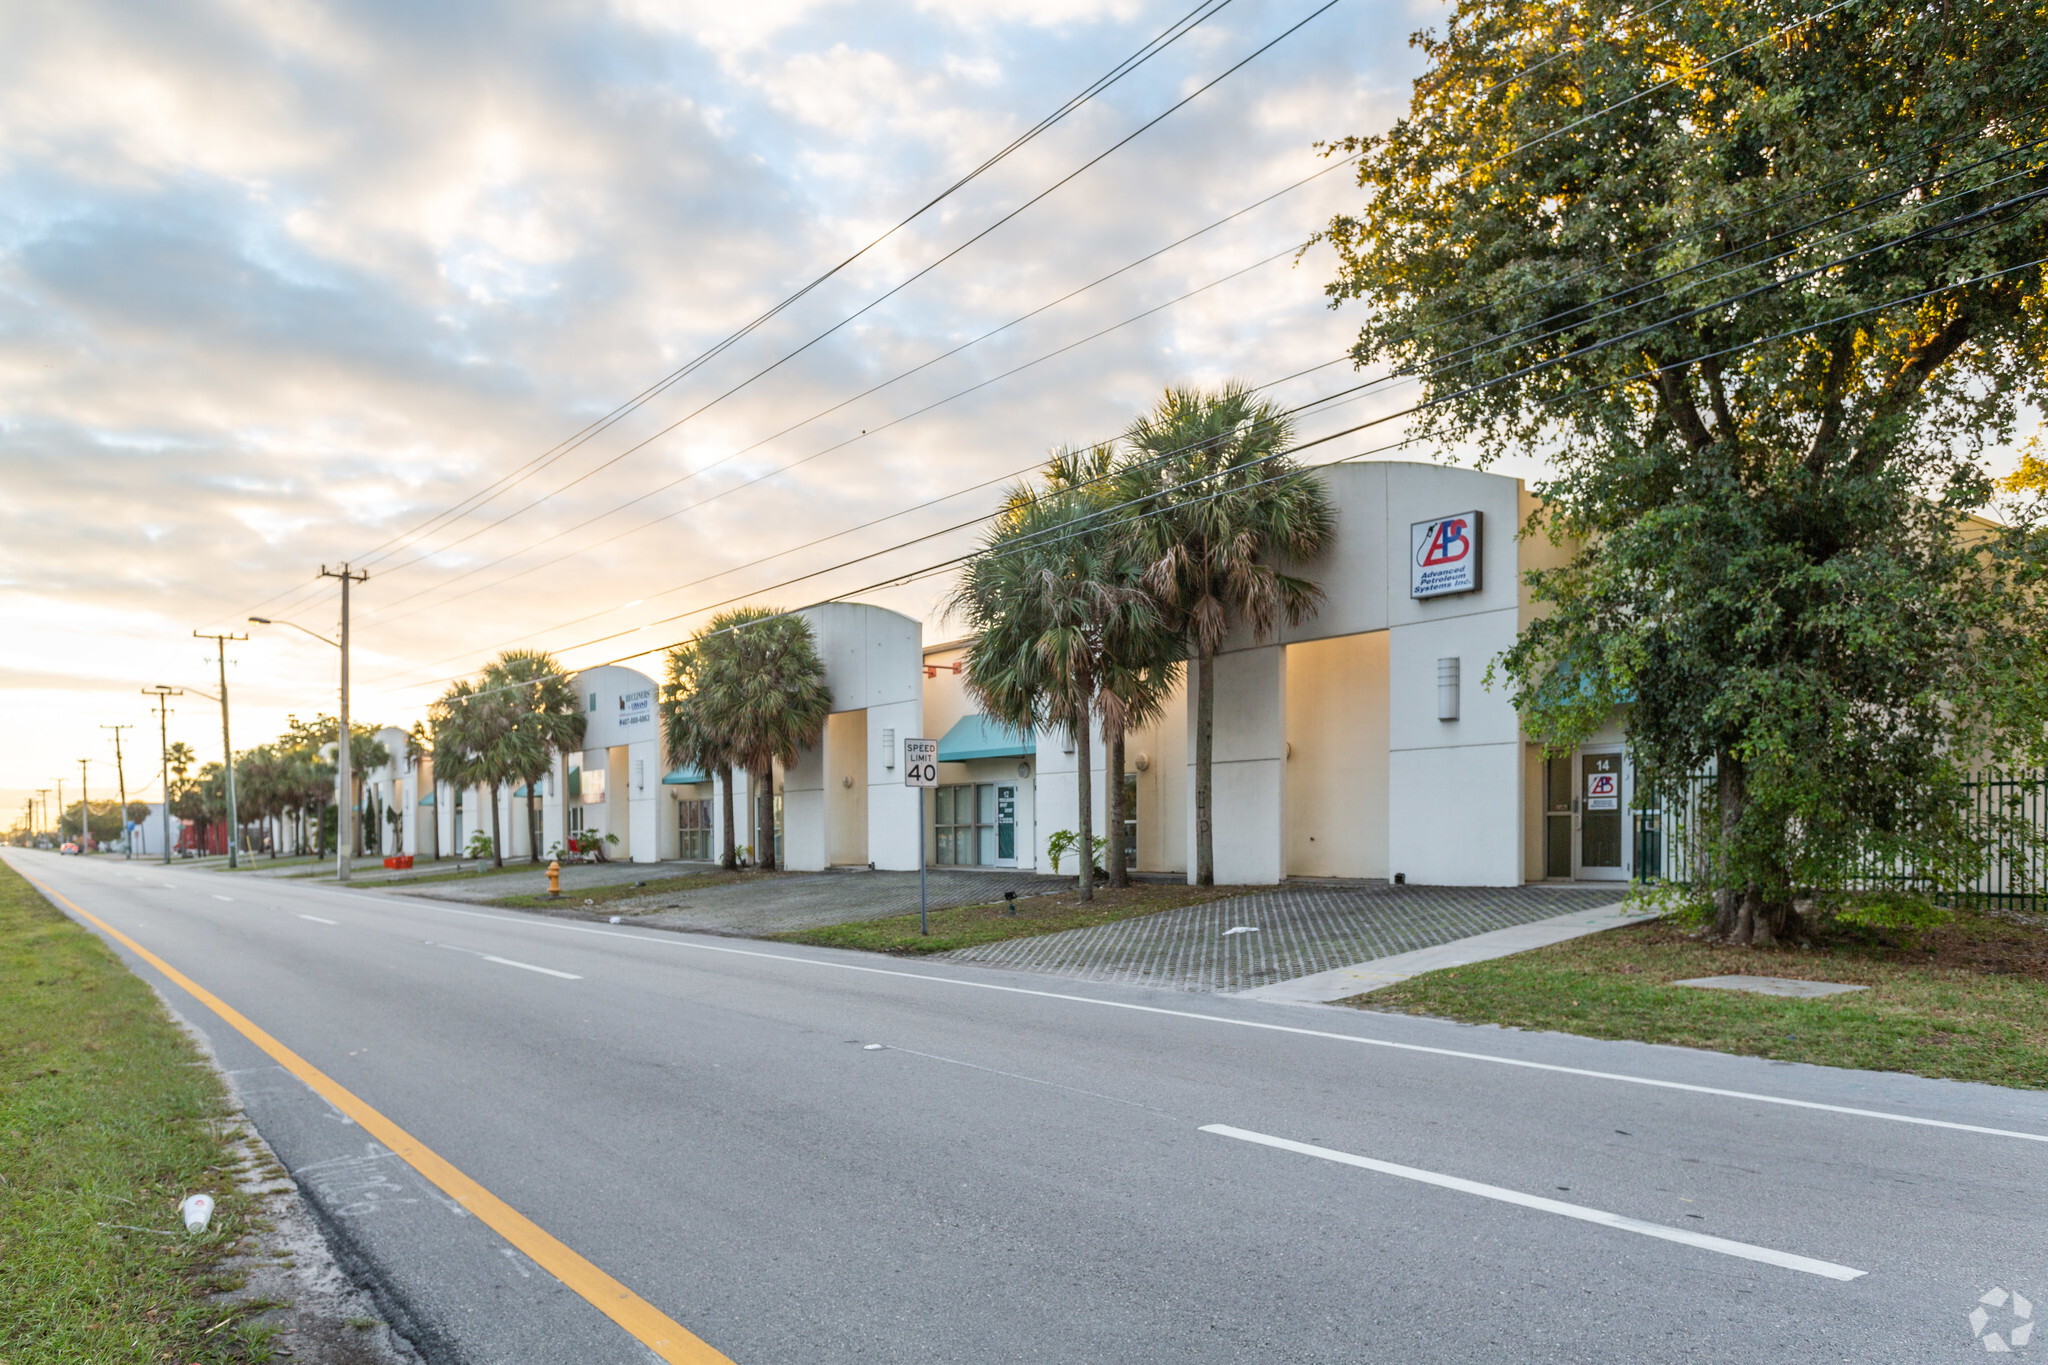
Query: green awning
936,714,1035,762
663,766,708,785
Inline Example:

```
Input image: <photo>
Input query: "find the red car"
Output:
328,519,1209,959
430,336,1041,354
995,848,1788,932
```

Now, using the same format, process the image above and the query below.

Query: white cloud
0,0,1423,791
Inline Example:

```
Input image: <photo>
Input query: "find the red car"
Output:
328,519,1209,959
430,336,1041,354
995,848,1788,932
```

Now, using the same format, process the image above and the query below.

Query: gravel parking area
938,883,1628,993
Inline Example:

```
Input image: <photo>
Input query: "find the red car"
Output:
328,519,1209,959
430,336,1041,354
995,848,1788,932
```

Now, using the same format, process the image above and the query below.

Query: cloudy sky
3,0,1477,817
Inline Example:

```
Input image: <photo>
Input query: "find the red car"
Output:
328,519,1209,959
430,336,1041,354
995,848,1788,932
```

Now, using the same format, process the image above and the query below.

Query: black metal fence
1633,767,2046,911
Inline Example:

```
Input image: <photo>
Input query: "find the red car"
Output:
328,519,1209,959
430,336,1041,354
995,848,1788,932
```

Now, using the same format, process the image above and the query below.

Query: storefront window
935,784,994,865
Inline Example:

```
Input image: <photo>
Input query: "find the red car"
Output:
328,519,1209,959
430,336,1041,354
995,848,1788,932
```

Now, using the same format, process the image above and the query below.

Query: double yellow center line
28,872,733,1365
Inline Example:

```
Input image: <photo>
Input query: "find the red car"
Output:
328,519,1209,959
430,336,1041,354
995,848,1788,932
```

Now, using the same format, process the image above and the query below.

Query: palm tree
430,678,518,867
671,607,831,871
952,447,1158,901
1121,383,1333,885
484,650,586,863
662,639,741,869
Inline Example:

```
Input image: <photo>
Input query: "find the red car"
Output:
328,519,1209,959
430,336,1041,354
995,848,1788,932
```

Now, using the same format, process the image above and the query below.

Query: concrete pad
1235,899,1651,1005
1675,975,1869,999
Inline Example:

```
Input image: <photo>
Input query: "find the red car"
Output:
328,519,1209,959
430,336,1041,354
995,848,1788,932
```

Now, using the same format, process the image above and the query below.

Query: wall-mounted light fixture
1438,657,1461,722
882,728,895,769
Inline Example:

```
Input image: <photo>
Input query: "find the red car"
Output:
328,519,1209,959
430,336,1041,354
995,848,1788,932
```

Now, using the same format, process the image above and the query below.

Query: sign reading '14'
1411,510,1482,599
902,738,939,788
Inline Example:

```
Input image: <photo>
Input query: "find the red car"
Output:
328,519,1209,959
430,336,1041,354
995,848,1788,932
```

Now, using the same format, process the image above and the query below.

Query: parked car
59,842,79,855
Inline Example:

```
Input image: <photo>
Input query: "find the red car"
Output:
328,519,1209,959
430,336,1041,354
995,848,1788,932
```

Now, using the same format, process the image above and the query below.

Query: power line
351,0,1869,613
244,0,1876,643
390,244,2048,716
347,0,1246,570
347,0,1350,587
367,146,2047,679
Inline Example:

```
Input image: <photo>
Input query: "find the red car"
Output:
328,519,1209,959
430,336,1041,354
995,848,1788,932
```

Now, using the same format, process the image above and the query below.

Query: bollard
547,859,561,897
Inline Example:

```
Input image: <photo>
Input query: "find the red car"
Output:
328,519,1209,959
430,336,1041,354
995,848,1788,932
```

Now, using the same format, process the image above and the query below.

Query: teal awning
936,714,1034,762
417,792,434,807
663,766,708,785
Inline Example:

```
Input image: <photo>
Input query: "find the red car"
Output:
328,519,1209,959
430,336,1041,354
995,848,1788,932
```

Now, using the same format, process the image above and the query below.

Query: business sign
618,688,653,729
1411,511,1482,599
1585,771,1619,810
903,738,938,788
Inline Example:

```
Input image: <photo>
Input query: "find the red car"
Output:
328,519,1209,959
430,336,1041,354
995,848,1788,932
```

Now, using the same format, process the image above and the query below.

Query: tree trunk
1195,646,1215,887
488,783,504,868
1710,748,1745,940
1105,723,1127,889
720,766,739,870
756,763,776,871
1075,717,1094,903
527,784,541,863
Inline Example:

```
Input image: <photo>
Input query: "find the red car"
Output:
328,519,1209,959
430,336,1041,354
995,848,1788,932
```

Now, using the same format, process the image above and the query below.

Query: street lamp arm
248,616,339,648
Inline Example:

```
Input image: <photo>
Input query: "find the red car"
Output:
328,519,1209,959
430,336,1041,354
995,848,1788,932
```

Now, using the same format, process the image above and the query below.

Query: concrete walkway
1234,898,1654,1004
938,883,1628,994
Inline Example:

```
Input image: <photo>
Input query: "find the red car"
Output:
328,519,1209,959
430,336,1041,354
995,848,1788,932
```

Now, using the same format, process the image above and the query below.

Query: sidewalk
937,883,1630,994
1234,899,1654,1005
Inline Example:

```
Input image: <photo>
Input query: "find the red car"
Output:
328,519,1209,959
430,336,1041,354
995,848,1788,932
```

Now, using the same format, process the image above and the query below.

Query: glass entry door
1543,755,1573,878
995,784,1017,865
1578,749,1626,880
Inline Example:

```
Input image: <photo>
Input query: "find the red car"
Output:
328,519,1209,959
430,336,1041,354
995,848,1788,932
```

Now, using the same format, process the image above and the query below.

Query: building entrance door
994,784,1018,866
1578,748,1626,881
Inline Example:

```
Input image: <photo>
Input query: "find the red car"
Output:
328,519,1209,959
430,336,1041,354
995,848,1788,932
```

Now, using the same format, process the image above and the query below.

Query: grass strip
0,856,275,1362
770,881,1249,955
491,870,748,910
1347,912,2048,1088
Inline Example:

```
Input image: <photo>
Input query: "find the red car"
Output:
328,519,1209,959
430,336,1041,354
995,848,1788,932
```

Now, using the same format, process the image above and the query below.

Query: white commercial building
391,461,1632,887
919,462,1632,887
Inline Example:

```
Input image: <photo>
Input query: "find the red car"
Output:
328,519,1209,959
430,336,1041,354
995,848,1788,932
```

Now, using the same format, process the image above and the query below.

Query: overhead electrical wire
221,0,1247,628
363,136,2047,682
394,226,2048,713
252,0,1855,637
335,0,1884,642
343,0,1350,590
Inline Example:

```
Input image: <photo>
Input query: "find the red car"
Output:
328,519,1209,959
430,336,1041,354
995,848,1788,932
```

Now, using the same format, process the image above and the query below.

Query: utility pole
194,631,248,869
143,686,181,864
56,778,65,846
101,724,133,859
78,759,89,853
34,790,48,845
318,564,368,883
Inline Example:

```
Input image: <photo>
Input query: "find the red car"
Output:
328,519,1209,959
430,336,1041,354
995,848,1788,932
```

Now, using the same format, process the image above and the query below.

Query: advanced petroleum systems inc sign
1411,510,1482,599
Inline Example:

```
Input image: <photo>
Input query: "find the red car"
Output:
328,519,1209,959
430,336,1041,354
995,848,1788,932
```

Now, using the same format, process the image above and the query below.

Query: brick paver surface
939,883,1628,993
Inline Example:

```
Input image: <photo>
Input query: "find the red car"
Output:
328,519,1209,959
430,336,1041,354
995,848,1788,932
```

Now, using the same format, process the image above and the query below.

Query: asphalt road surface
14,848,2048,1363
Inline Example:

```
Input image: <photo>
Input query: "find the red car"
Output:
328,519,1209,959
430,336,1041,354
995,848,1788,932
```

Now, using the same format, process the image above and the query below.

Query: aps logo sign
1410,510,1482,599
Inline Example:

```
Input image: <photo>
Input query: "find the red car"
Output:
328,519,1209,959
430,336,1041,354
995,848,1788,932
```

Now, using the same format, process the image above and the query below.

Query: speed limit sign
903,737,938,788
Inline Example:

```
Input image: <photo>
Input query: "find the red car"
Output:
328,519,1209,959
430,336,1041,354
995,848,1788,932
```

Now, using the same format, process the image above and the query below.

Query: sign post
903,738,938,935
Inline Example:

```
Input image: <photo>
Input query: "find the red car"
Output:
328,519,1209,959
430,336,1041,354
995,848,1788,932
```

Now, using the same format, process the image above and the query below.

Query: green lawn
771,880,1254,955
0,858,279,1362
1348,910,2048,1088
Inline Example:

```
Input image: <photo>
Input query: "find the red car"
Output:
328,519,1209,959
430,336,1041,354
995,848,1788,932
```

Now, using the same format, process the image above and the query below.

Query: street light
247,616,338,648
250,573,363,883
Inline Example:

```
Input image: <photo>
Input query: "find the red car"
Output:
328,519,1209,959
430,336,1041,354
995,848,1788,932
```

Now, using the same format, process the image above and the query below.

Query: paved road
14,849,2048,1363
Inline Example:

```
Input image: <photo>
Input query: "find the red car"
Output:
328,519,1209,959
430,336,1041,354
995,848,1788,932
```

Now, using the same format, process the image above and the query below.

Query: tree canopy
1322,0,2048,939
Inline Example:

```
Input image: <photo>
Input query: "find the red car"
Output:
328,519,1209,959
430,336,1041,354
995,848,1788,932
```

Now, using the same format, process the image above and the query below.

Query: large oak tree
1323,0,2048,940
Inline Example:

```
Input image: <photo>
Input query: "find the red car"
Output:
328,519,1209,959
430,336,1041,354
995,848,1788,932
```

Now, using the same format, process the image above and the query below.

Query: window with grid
934,784,994,865
677,797,712,861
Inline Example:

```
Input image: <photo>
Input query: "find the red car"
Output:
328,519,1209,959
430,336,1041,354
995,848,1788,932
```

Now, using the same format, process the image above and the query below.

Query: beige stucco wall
825,709,869,866
1285,631,1390,879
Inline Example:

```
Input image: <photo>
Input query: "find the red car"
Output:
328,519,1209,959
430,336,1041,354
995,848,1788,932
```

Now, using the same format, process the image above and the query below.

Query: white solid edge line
483,955,582,980
1199,1125,1867,1281
189,879,2048,1147
297,914,339,925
